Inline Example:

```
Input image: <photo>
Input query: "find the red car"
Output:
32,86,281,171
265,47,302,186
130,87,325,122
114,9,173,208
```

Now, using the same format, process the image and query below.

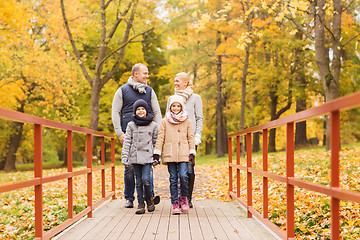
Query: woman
166,72,203,208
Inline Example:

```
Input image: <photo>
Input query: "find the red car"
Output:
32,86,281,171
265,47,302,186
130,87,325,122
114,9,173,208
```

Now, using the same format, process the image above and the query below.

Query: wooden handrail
0,107,116,240
228,91,360,240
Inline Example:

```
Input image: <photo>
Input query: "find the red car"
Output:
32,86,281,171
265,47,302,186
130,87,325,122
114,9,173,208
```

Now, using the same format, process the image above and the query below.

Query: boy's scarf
132,113,153,126
174,86,193,101
128,76,147,94
166,110,188,124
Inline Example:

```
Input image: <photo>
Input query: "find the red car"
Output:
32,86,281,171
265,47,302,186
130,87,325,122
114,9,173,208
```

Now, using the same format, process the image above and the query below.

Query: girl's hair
175,72,193,88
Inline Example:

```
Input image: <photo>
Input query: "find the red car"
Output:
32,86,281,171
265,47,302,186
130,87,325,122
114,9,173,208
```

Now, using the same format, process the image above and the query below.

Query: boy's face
170,102,182,115
136,106,147,118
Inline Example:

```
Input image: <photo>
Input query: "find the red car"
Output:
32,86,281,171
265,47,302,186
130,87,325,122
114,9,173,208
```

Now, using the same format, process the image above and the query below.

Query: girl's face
136,106,147,118
174,77,188,91
170,102,182,115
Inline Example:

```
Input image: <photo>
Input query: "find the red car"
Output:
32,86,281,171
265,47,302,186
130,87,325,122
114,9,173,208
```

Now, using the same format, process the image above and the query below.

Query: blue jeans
167,162,188,204
133,164,152,203
124,165,154,201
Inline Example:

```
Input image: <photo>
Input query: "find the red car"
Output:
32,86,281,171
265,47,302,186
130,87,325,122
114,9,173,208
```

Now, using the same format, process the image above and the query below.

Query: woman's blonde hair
175,72,193,88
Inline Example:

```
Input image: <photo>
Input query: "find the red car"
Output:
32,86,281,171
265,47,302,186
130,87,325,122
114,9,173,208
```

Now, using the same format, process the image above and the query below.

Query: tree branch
60,0,92,86
104,0,113,9
99,27,154,70
285,8,314,40
342,32,360,47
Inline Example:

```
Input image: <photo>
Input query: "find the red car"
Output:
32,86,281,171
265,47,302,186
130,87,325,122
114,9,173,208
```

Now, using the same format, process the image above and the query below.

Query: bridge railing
228,91,360,239
0,107,116,240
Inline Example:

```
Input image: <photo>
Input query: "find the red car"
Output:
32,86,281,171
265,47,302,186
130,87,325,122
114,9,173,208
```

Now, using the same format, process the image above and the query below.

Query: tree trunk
294,31,307,147
239,6,252,156
252,95,260,152
314,0,341,150
216,32,226,157
4,121,24,172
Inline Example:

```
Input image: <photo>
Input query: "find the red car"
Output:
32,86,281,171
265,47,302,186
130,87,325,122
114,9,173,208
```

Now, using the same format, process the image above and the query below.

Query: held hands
153,154,160,167
189,154,195,167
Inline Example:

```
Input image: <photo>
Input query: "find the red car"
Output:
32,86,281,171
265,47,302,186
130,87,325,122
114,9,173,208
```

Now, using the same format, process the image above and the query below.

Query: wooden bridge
52,199,278,240
1,91,360,240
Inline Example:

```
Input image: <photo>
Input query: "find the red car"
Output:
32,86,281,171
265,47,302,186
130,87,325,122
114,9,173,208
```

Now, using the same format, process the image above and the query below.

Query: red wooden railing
228,91,360,239
0,107,116,240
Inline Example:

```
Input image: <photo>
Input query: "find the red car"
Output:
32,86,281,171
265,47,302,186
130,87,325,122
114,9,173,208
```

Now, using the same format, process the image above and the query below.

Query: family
111,63,203,215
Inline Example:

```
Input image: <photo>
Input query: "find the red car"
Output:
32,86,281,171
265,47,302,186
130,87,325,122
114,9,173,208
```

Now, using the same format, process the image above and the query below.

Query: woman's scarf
175,86,193,101
166,110,188,124
128,76,147,94
132,113,153,126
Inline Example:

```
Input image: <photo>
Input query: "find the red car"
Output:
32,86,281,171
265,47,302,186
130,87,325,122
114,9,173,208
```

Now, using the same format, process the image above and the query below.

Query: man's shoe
153,195,160,205
125,199,134,208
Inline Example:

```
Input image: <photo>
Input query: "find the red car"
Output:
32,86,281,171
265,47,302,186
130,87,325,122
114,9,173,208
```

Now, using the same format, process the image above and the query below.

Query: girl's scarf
174,86,193,102
132,113,153,126
128,76,147,94
166,110,188,124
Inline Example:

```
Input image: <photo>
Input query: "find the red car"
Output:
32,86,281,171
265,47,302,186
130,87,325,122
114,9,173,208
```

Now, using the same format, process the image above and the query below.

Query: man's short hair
132,63,147,76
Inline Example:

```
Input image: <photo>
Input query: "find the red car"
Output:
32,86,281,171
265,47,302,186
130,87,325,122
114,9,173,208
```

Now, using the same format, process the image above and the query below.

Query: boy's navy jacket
121,121,158,165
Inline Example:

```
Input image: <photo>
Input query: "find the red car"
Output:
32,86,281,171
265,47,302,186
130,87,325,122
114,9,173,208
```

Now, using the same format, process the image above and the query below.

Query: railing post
330,111,340,239
246,133,252,218
101,137,105,198
263,129,268,219
228,137,233,194
34,124,43,240
67,130,73,219
87,134,93,218
236,136,240,198
286,123,295,239
111,137,116,199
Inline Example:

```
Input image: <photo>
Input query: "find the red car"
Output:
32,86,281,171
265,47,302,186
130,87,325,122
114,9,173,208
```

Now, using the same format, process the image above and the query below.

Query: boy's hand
189,154,195,166
153,154,160,167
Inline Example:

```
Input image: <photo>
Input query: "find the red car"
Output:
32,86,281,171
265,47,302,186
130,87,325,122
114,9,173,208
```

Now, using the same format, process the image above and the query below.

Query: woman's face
170,102,182,115
174,77,187,91
136,106,147,118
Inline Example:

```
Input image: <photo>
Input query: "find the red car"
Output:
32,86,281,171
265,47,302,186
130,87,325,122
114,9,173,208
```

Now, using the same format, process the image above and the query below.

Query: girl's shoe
135,201,145,214
172,201,180,215
180,196,189,212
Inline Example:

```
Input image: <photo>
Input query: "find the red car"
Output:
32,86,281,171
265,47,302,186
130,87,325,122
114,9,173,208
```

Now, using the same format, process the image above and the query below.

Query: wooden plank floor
53,199,280,240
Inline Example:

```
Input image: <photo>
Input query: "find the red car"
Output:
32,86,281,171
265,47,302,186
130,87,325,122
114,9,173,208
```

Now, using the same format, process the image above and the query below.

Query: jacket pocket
179,142,189,157
163,143,172,157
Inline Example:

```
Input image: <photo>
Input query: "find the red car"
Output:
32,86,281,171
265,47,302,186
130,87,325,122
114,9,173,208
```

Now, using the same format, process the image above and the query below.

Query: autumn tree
60,0,156,133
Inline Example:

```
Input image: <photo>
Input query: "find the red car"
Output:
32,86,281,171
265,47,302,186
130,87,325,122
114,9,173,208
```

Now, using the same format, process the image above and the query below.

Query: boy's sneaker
145,197,155,212
172,201,180,215
135,201,145,214
180,196,189,212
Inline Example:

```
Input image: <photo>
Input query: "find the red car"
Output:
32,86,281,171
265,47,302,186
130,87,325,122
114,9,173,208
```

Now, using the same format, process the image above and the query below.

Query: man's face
133,66,149,84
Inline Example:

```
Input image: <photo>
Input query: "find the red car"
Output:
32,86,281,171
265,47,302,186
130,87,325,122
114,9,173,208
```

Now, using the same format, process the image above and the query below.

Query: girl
154,95,196,214
166,72,203,208
121,99,158,214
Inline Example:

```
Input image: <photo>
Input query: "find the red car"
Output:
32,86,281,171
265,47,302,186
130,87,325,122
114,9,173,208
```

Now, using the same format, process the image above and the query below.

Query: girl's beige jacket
154,118,196,163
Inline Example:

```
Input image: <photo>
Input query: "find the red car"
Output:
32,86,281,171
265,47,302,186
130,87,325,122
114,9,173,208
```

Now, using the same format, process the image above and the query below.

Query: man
112,63,162,208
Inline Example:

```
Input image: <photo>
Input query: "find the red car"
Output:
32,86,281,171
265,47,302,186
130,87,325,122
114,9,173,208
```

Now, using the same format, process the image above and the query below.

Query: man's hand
119,134,125,145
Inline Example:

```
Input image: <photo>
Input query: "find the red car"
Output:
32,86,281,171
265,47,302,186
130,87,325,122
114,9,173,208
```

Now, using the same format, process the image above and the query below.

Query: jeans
124,164,154,201
133,164,152,203
167,162,188,204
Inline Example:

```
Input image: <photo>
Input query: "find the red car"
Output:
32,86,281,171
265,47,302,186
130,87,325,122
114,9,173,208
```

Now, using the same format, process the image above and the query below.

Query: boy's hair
133,99,150,114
